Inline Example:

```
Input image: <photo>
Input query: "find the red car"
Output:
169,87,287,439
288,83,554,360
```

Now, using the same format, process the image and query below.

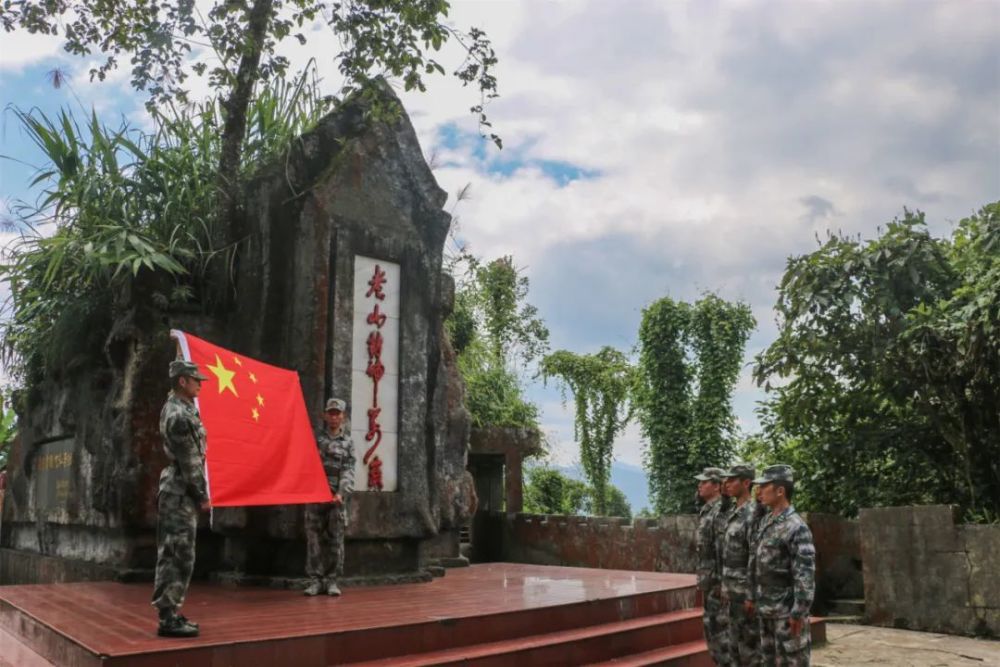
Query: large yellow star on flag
207,354,239,397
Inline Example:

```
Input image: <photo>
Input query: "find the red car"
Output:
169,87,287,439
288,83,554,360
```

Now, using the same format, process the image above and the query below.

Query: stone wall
479,512,700,573
860,505,999,637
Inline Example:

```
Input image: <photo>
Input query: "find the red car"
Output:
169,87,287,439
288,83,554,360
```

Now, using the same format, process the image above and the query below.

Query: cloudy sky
2,1,998,490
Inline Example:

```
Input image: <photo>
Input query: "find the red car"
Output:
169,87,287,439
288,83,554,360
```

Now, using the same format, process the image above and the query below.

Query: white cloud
0,30,64,72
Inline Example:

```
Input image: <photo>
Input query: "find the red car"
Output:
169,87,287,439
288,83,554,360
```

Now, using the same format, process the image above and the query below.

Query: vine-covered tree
754,205,1000,518
541,347,633,516
447,254,549,429
636,294,755,514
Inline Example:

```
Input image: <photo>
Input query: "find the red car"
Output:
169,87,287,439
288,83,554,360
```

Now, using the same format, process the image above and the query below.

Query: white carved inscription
350,255,400,491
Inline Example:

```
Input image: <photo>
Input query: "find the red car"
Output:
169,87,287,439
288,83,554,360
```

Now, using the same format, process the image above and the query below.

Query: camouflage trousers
703,588,731,665
726,600,760,666
304,502,346,582
151,490,198,611
759,616,810,666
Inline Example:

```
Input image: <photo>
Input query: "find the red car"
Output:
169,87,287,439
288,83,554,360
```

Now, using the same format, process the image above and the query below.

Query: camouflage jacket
316,427,355,498
721,499,758,602
158,393,209,503
696,496,723,591
749,505,816,618
714,497,734,574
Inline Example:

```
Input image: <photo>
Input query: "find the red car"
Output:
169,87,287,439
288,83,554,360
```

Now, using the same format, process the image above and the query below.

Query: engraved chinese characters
351,257,400,491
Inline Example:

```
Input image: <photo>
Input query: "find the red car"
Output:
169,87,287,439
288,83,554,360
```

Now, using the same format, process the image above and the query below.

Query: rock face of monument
0,84,474,584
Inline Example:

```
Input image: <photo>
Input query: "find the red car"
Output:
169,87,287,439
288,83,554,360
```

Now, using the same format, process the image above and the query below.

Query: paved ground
815,624,1000,666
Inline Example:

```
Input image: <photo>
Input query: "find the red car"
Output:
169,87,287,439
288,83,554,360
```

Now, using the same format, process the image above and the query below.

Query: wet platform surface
0,563,699,666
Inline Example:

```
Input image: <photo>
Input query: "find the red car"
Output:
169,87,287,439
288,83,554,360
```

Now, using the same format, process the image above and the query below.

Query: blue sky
2,1,999,501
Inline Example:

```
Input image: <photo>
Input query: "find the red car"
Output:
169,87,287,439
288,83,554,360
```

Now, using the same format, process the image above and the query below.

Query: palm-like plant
1,65,333,382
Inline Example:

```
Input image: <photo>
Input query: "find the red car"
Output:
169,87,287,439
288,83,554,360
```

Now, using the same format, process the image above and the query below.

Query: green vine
636,294,755,513
541,347,634,515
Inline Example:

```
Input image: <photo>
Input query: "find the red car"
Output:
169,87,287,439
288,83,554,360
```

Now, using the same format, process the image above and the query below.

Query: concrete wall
861,505,1000,637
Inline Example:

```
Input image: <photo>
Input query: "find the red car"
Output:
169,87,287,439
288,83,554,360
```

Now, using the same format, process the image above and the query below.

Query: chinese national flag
171,330,333,507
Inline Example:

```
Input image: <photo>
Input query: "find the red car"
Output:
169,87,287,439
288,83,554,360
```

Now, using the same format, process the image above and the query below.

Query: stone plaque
33,437,74,509
351,255,400,492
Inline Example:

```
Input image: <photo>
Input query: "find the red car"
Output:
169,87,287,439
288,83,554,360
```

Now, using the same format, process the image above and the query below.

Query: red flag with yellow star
171,330,333,507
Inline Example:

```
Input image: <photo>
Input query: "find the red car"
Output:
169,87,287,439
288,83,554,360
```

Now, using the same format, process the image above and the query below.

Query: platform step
584,639,712,666
341,608,703,667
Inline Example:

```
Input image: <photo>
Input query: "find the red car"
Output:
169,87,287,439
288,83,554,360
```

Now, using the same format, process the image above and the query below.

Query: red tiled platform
0,563,823,666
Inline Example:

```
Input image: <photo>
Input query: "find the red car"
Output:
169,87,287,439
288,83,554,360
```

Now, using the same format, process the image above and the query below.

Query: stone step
829,598,865,616
823,614,865,624
341,608,704,667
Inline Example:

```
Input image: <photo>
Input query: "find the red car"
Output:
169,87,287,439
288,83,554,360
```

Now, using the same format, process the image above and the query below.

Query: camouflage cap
724,464,755,480
169,359,208,381
753,464,795,485
693,467,726,482
325,398,347,413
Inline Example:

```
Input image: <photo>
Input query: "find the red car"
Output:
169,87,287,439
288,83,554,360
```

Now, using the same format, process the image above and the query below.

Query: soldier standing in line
747,465,816,666
152,360,211,638
695,466,730,665
303,398,356,597
721,464,761,665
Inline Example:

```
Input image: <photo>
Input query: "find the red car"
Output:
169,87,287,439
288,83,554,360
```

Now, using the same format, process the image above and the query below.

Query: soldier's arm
164,413,210,504
695,515,718,591
789,523,817,619
340,436,356,496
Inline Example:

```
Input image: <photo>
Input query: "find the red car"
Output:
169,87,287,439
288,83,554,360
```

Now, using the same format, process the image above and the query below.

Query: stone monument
0,83,475,585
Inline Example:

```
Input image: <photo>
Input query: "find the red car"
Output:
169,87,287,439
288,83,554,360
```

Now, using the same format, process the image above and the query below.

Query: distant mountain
555,461,650,515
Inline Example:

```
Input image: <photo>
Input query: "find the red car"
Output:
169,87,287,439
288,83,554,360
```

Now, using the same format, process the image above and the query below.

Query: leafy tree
0,388,17,469
522,465,630,518
635,294,755,514
2,1,500,262
753,205,1000,517
604,484,632,519
541,347,634,516
456,341,539,429
523,466,590,515
447,254,549,430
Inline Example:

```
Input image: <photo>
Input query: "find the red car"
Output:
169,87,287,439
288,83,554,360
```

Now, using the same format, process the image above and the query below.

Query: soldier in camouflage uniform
695,466,730,665
303,398,356,597
721,464,760,665
747,465,816,666
152,359,210,638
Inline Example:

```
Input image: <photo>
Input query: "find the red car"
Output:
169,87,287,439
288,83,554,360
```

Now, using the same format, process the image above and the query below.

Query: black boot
158,608,199,638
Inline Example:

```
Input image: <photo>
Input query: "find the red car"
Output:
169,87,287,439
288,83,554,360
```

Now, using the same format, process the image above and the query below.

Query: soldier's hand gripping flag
171,330,333,507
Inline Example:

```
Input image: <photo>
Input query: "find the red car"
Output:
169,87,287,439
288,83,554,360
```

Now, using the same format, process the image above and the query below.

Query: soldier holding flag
152,359,210,638
303,398,356,597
